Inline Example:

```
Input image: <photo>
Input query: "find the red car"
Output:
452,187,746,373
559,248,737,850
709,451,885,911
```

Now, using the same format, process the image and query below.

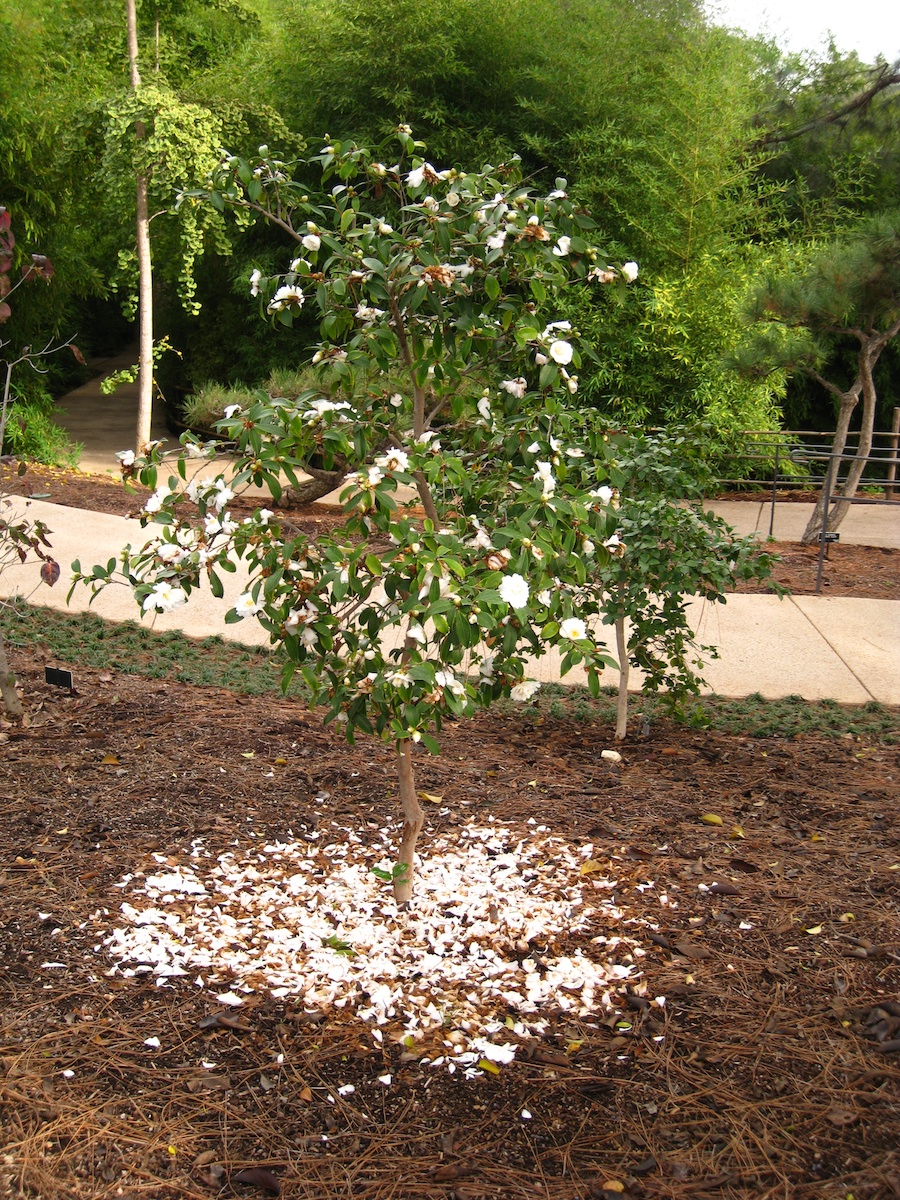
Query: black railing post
815,454,836,596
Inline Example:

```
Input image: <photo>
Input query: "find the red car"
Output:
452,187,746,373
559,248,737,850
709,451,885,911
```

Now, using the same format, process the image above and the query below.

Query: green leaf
539,362,558,389
484,274,500,302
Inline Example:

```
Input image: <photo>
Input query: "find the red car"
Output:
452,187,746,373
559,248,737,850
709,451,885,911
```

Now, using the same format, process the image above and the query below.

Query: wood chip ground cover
1,651,898,1200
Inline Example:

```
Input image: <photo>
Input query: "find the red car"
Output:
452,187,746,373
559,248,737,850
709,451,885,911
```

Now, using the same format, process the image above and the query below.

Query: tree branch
240,198,302,243
806,367,860,403
752,65,900,149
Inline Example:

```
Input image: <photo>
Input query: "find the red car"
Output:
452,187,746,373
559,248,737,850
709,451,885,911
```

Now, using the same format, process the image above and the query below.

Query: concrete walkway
2,358,893,705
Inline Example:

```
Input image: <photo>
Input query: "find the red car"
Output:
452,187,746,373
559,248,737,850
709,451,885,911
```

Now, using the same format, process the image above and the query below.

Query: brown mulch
0,462,350,542
3,462,900,599
2,462,900,1199
1,648,899,1200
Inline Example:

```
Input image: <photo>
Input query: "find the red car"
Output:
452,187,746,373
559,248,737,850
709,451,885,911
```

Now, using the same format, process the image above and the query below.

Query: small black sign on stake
819,531,840,544
45,667,74,690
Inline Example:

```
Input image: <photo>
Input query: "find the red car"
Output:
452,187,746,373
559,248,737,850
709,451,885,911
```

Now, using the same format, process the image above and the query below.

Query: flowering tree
75,132,767,901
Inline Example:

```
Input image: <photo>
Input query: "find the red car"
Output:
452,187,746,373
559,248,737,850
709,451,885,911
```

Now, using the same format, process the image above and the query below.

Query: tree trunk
127,0,154,456
0,630,23,719
393,739,424,905
135,174,154,454
801,338,884,544
615,608,629,741
282,464,345,505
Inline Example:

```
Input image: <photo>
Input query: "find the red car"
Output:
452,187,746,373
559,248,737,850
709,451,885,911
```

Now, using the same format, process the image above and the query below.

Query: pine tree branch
752,64,900,150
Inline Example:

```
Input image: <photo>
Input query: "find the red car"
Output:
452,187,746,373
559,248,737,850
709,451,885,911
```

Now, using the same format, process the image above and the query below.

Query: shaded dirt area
3,462,900,599
1,648,899,1200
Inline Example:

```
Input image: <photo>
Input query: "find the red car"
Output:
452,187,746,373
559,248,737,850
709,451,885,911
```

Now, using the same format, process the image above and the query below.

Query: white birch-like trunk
135,175,154,454
126,0,154,455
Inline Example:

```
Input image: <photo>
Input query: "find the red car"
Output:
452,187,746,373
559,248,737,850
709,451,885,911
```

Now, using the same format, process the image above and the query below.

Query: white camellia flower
142,487,169,515
477,396,492,421
582,538,595,555
223,404,242,419
355,304,385,325
290,257,310,272
234,592,264,618
552,236,572,256
406,163,431,188
268,284,305,313
498,573,529,609
377,220,393,234
301,233,321,253
303,397,353,423
249,268,262,297
407,623,427,645
500,378,527,399
549,339,574,365
156,543,187,565
590,485,614,504
510,680,541,702
435,669,466,697
211,479,235,511
116,449,135,467
537,589,552,606
589,266,617,284
559,617,588,641
486,231,507,251
375,448,409,472
142,581,187,613
604,533,625,552
621,261,639,282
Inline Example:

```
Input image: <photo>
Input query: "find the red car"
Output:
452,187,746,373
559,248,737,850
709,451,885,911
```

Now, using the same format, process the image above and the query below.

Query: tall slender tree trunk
394,739,424,905
801,337,886,545
614,606,629,741
126,0,154,455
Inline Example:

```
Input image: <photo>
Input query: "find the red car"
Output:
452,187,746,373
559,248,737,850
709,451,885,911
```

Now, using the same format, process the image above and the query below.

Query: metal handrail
714,424,900,538
787,444,899,593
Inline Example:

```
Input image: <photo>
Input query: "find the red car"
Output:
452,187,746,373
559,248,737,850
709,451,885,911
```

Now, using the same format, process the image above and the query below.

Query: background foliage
1,0,899,450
